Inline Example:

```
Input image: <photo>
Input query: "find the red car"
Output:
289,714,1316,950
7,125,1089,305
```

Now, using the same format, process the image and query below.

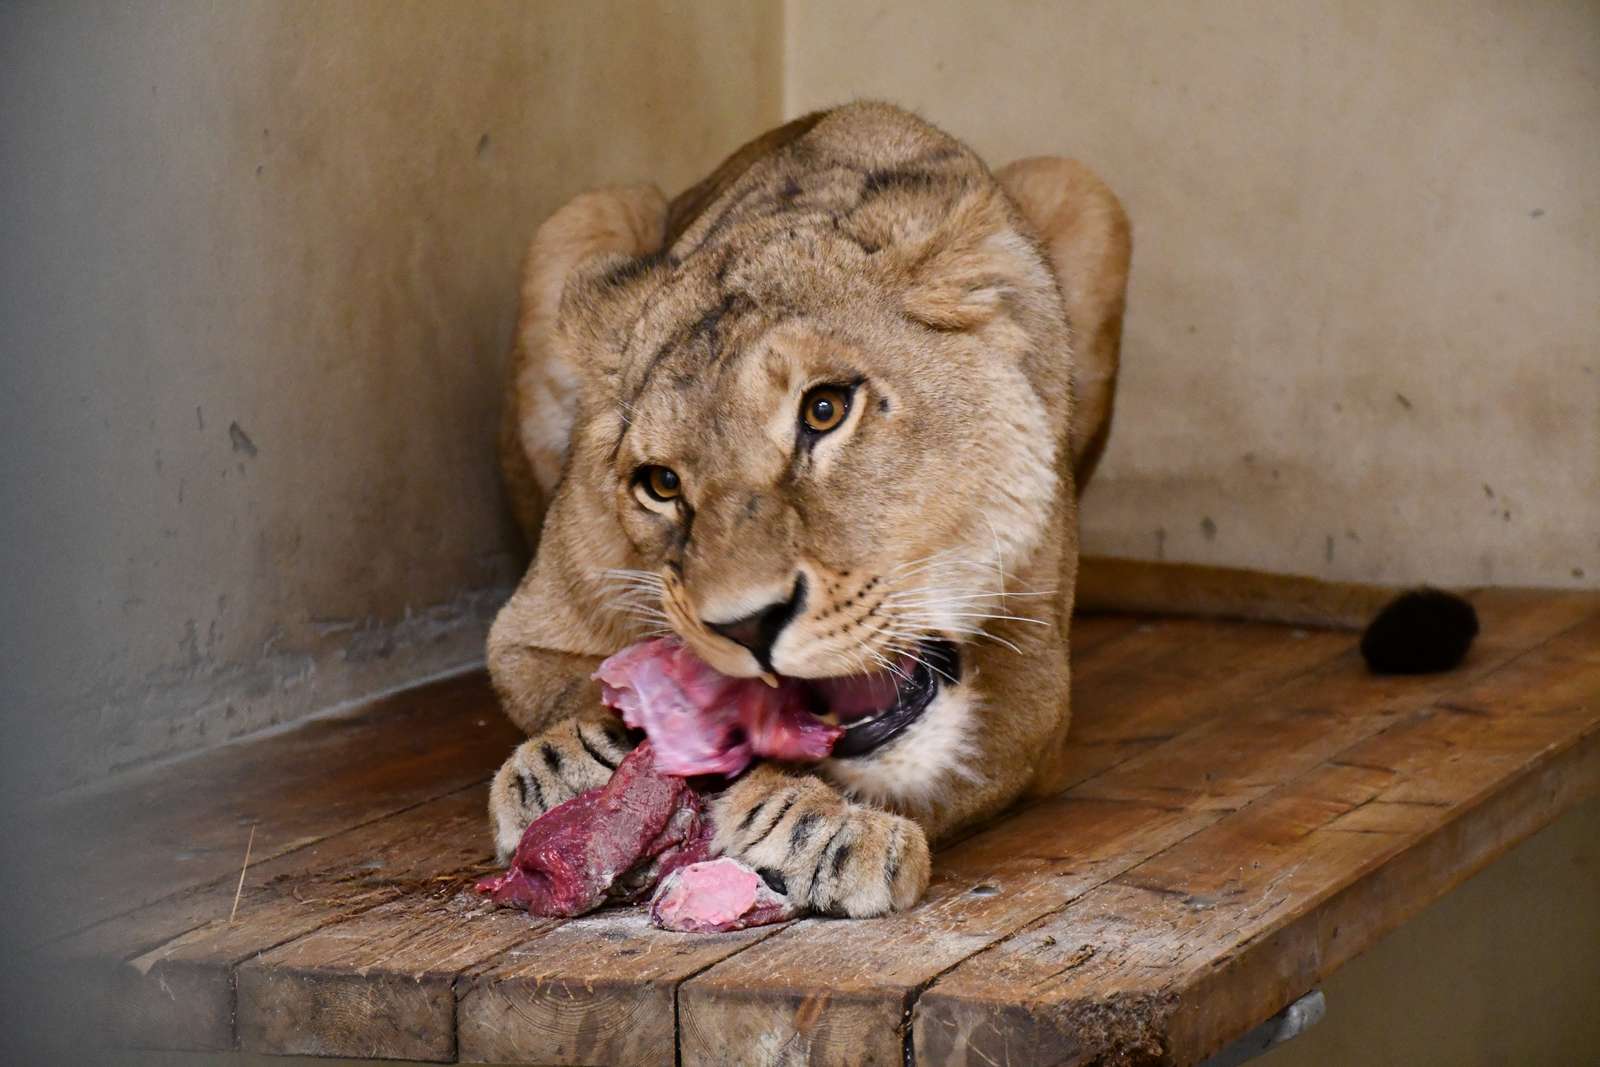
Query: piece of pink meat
475,742,712,917
593,638,842,776
480,640,856,921
650,857,797,933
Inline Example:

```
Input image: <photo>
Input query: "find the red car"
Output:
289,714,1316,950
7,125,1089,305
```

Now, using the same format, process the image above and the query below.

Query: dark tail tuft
1360,589,1479,674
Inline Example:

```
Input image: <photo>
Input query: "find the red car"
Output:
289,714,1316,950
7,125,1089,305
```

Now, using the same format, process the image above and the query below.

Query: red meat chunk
593,638,843,776
475,742,712,917
480,641,877,921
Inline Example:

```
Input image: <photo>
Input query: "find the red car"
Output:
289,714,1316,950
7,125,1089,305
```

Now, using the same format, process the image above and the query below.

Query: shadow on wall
0,0,784,793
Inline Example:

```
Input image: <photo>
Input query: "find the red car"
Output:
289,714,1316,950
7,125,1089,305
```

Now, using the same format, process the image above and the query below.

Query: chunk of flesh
480,640,912,921
475,742,711,917
593,638,843,776
650,857,798,933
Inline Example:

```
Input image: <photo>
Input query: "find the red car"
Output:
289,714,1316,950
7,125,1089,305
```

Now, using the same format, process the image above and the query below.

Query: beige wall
1,0,782,790
6,1,1595,783
787,0,1600,590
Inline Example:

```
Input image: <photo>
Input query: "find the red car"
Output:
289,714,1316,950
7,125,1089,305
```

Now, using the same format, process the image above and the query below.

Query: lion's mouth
798,639,961,758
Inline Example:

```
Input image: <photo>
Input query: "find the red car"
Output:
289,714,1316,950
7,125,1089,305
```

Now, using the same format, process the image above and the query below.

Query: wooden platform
33,589,1600,1066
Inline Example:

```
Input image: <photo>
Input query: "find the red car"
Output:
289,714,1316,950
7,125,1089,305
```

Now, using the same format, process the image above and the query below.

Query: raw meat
475,742,712,917
593,638,843,776
650,857,798,933
479,641,867,922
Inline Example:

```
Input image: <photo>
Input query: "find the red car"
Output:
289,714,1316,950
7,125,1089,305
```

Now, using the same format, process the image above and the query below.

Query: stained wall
1,0,783,788
787,0,1600,589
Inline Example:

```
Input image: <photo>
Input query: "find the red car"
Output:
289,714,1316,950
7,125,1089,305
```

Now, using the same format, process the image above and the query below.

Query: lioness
482,103,1473,917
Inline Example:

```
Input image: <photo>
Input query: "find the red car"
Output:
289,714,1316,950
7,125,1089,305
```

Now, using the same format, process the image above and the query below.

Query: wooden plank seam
43,594,1598,1065
907,604,1600,1066
684,596,1595,1066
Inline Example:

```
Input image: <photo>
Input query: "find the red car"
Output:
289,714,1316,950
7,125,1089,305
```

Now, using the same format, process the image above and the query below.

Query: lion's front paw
710,768,931,917
488,713,638,862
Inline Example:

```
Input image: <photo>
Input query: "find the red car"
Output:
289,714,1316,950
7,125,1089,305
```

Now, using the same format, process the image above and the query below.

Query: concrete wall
1,0,782,790
787,0,1600,590
6,0,1595,783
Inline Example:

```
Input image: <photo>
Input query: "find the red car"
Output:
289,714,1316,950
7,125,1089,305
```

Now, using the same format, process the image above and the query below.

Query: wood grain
30,671,519,943
62,591,1600,1066
682,591,1595,1066
235,894,554,1061
457,909,790,1065
83,785,496,1051
912,603,1600,1067
1037,617,1351,795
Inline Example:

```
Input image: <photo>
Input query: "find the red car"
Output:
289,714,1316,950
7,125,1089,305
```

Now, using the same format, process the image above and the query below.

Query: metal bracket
1197,989,1327,1067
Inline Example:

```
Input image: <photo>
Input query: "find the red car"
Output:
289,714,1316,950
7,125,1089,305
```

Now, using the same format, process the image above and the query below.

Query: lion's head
516,106,1073,783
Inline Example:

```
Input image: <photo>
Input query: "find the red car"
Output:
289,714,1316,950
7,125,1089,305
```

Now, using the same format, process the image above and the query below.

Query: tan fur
996,159,1131,487
499,185,669,546
485,103,1133,913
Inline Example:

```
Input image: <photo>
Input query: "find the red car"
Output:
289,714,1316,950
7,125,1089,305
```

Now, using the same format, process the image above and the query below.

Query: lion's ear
519,185,668,336
505,185,667,520
896,188,1032,331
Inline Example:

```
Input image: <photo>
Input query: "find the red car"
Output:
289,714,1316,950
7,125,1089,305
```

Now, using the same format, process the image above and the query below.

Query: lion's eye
637,465,681,503
801,385,851,434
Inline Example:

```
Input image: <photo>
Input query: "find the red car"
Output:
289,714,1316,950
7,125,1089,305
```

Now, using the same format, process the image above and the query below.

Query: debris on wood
228,824,256,923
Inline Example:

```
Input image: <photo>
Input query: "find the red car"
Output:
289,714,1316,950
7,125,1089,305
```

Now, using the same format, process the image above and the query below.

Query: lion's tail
1074,555,1479,674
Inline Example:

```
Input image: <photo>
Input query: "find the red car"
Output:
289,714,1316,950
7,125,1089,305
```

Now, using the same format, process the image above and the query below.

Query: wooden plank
1164,651,1600,1062
1037,620,1350,795
55,590,1597,1066
456,909,793,1066
68,785,496,1051
678,591,1594,1067
676,620,1351,1067
1060,589,1598,806
234,889,554,1060
30,671,520,942
911,605,1600,1067
232,618,1333,1066
679,795,1213,1067
1066,613,1145,658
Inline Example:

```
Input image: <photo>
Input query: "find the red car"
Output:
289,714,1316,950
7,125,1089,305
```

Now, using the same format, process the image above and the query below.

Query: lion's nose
705,574,807,672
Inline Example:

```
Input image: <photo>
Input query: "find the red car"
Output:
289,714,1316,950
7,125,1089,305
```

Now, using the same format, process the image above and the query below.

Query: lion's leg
484,566,628,857
488,710,640,861
485,632,603,738
996,158,1132,490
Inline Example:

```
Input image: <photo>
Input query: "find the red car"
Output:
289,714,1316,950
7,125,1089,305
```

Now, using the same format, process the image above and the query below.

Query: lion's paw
710,768,930,917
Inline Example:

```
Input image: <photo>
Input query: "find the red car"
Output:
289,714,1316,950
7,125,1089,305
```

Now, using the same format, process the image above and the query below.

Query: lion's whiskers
596,567,676,637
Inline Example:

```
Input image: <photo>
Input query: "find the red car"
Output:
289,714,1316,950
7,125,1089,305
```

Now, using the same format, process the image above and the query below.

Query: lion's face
481,103,1099,801
540,115,1075,770
586,223,1057,706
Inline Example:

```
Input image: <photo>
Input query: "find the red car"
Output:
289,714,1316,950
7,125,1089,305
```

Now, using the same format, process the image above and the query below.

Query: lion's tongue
808,662,907,722
593,638,842,776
